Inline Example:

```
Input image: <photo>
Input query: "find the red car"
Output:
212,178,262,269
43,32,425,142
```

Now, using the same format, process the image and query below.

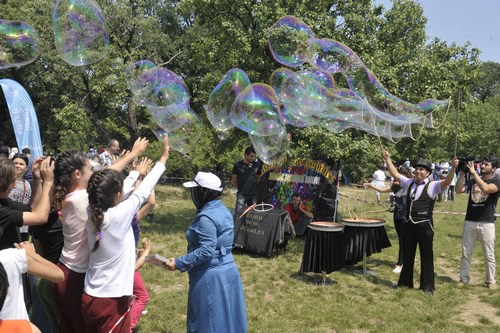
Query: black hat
414,158,432,172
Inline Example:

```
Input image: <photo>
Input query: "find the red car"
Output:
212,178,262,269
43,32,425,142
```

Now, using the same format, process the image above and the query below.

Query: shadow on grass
290,271,339,286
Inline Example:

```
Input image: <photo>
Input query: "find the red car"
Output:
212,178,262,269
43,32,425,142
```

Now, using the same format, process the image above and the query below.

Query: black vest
406,181,435,223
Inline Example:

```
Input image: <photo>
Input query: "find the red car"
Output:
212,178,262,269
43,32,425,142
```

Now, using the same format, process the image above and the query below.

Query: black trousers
394,218,405,266
398,219,435,292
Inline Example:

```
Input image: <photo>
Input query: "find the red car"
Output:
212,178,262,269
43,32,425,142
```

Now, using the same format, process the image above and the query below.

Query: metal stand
355,235,376,276
318,270,334,286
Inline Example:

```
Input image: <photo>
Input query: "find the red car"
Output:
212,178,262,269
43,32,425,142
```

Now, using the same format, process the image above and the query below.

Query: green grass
136,185,500,333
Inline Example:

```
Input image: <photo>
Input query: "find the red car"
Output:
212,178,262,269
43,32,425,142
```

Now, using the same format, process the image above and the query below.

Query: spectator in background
447,166,457,202
21,148,33,187
8,153,33,241
231,147,261,217
8,147,18,160
456,156,500,289
371,164,386,205
283,192,313,238
99,139,120,167
365,165,412,274
86,145,96,158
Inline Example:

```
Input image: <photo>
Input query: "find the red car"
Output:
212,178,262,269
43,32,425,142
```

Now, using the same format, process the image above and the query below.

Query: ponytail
87,169,124,251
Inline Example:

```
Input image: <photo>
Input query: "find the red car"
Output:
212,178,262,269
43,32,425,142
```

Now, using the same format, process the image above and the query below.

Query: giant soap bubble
52,0,109,66
0,20,39,69
268,16,315,67
310,38,449,117
250,126,289,164
230,83,284,136
206,68,250,131
150,108,205,155
129,66,188,108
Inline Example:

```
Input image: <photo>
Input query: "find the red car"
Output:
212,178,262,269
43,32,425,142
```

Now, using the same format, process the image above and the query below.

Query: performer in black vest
382,149,458,294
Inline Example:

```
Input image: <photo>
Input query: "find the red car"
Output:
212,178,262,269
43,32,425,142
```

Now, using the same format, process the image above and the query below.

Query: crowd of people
1,136,249,333
1,136,499,331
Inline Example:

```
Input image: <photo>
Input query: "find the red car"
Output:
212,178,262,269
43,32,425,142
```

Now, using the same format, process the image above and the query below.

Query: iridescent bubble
280,73,332,127
250,126,289,164
206,68,250,131
110,57,124,69
311,38,450,118
0,19,39,69
269,68,296,100
147,104,192,133
131,67,188,108
230,83,284,136
104,74,118,85
125,60,156,82
268,16,315,67
52,0,109,66
298,69,335,90
150,109,204,155
216,129,232,140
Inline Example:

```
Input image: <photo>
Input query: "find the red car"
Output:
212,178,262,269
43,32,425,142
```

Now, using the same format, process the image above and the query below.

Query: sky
374,0,500,63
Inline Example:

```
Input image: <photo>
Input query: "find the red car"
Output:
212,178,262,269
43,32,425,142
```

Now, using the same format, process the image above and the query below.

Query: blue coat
175,199,247,333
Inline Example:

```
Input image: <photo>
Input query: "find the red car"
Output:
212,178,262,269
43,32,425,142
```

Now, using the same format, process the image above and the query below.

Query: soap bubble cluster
125,61,203,154
202,15,449,164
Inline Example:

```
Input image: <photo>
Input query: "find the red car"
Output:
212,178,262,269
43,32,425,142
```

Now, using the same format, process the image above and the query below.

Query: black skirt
343,225,391,265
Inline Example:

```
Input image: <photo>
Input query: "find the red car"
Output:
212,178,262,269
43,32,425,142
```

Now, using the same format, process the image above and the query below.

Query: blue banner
0,78,43,158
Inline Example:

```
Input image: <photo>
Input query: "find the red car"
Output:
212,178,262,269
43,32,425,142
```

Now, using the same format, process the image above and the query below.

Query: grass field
135,184,500,333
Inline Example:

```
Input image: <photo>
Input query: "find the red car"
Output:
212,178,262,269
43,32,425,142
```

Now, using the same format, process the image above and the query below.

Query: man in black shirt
231,147,261,217
456,156,500,289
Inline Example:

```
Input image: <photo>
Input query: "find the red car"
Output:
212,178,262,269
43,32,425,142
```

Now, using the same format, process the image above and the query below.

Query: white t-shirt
84,162,166,298
373,169,386,182
0,248,28,320
59,189,90,273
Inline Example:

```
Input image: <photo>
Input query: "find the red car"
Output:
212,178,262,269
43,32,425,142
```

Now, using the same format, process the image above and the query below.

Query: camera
457,156,477,173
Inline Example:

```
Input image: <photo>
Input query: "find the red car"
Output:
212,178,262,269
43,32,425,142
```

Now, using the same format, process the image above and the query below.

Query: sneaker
487,283,497,289
457,280,468,287
392,265,403,274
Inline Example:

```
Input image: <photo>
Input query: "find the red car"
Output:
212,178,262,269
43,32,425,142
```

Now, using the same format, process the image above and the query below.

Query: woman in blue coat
165,172,247,333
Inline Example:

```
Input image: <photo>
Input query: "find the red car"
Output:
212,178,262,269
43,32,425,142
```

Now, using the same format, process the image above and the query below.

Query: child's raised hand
159,134,169,164
131,137,149,157
134,158,153,178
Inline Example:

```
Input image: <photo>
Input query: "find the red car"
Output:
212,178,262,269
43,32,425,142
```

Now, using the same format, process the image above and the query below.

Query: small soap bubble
0,19,40,69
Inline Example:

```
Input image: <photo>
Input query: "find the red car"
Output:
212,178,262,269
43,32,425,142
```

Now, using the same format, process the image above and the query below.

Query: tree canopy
1,0,496,182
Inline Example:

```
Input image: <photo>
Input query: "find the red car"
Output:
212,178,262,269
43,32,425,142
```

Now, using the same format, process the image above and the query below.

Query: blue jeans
234,193,256,217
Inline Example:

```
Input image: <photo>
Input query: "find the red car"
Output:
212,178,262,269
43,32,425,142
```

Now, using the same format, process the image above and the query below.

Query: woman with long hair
8,153,33,241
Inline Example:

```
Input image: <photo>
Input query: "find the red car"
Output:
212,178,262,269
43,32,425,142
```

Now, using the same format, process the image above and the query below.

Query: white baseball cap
183,172,223,192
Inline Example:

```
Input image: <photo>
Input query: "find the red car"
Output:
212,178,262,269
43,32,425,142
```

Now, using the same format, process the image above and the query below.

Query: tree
473,61,500,102
0,0,483,181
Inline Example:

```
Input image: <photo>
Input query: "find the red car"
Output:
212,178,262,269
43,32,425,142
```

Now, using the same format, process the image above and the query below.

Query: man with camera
456,156,500,289
381,149,458,294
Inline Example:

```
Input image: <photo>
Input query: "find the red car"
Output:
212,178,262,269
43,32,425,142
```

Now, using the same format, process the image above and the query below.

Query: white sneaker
392,265,402,274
